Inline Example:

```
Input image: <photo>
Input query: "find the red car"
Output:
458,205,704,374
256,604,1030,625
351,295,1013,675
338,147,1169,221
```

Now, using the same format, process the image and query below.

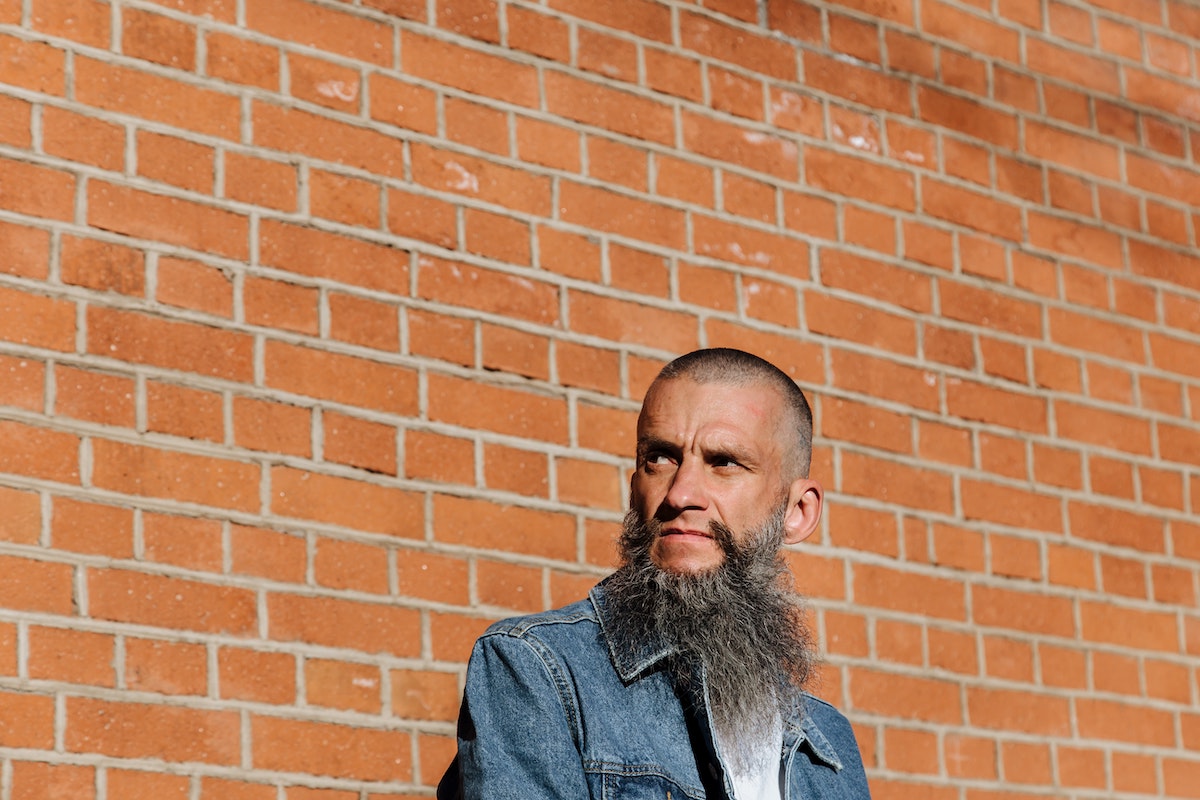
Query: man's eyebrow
635,436,678,454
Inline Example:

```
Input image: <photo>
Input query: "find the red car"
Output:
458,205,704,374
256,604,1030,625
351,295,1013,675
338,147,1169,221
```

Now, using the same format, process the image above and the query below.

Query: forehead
637,378,786,451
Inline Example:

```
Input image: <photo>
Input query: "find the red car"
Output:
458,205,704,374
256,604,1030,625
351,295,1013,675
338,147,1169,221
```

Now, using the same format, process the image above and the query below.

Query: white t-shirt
716,711,784,800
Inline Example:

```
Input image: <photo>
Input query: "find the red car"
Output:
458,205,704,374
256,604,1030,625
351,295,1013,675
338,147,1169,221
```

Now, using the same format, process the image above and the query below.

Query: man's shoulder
480,594,601,641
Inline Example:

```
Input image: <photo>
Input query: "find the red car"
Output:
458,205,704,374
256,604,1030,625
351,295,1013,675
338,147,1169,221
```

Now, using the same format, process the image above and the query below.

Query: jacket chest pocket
595,769,711,800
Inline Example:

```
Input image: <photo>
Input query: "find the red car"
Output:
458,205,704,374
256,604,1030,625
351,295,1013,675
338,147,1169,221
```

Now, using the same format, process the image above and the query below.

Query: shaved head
646,348,814,479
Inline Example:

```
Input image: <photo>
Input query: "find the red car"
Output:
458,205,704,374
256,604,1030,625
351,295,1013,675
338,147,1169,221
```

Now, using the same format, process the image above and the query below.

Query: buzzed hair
651,347,815,478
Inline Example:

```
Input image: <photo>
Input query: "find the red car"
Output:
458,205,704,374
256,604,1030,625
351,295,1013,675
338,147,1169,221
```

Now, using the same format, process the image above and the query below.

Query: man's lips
660,528,713,539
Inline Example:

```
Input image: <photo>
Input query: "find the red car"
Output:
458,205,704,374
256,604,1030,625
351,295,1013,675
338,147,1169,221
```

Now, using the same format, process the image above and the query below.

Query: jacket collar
588,577,844,772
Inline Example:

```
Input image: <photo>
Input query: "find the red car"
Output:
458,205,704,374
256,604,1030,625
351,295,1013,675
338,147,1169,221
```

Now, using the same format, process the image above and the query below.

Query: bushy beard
603,504,818,775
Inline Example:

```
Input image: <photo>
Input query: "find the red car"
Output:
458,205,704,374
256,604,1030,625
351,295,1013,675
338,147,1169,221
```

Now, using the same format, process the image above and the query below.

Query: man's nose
662,457,707,512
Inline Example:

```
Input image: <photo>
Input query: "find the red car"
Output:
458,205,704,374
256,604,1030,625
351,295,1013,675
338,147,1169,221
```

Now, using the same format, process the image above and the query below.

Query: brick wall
0,0,1197,797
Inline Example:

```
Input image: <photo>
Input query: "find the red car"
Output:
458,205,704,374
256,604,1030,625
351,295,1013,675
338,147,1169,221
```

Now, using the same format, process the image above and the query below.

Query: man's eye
644,452,672,466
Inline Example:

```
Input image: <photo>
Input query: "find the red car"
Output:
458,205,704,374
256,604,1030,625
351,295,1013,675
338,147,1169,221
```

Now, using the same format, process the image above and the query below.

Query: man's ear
782,478,822,545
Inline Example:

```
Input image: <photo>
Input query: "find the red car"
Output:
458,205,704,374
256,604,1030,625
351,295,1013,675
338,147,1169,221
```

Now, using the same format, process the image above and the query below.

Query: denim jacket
438,578,872,799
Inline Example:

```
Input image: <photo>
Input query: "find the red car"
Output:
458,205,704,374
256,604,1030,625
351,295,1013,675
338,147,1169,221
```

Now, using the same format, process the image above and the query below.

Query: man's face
630,377,792,575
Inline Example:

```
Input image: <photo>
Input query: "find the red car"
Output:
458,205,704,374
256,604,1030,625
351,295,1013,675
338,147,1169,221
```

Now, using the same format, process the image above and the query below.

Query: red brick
853,563,965,619
476,558,544,613
404,429,475,485
41,106,124,171
820,250,932,312
60,235,144,296
66,696,240,764
264,341,419,414
314,536,389,595
514,116,582,173
0,691,56,748
88,181,247,259
923,178,1022,241
401,31,536,107
407,310,475,367
972,584,1075,638
123,7,196,70
507,5,570,62
1076,696,1176,746
556,456,622,510
806,147,915,211
146,380,223,443
52,364,134,427
125,637,207,696
428,373,568,444
31,0,110,47
267,592,420,656
806,293,917,355
0,220,48,282
308,169,380,228
253,101,405,179
464,208,532,264
1027,211,1124,270
843,204,897,255
0,353,43,413
396,549,469,605
392,668,460,721
230,524,307,584
156,256,234,317
259,220,408,294
91,438,259,511
679,9,796,78
967,687,1071,736
411,143,551,215
288,51,363,113
106,771,188,799
548,0,670,41
28,626,114,686
385,187,457,249
830,348,939,412
247,0,391,65
328,293,399,352
206,31,280,91
822,398,912,455
682,111,798,180
232,396,311,458
0,157,75,221
223,151,297,210
0,485,39,546
251,715,411,781
200,778,278,800
368,73,438,135
243,276,318,335
218,647,296,704
961,479,1062,533
945,378,1047,434
694,216,809,276
89,567,256,634
445,97,509,156
578,27,639,82
11,762,95,800
271,466,421,537
51,496,132,558
0,420,80,484
480,323,551,381
558,180,686,249
143,512,223,572
433,494,575,561
0,33,65,95
76,56,238,138
850,669,962,724
306,658,382,712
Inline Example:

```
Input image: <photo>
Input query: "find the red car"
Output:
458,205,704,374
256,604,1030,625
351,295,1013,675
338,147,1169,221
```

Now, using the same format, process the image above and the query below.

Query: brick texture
0,1,1197,797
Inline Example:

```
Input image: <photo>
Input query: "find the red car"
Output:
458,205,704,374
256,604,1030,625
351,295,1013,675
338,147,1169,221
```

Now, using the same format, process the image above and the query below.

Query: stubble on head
603,505,819,774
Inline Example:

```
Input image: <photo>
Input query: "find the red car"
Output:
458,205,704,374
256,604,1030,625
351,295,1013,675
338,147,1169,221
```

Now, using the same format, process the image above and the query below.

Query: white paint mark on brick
316,80,359,102
729,242,770,265
445,161,480,192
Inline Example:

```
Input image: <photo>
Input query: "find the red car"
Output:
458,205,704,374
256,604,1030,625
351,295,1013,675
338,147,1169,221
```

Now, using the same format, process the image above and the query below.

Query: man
438,348,871,799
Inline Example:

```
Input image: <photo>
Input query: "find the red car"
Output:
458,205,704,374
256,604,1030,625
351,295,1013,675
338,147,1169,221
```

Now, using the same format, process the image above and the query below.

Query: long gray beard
604,505,818,776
